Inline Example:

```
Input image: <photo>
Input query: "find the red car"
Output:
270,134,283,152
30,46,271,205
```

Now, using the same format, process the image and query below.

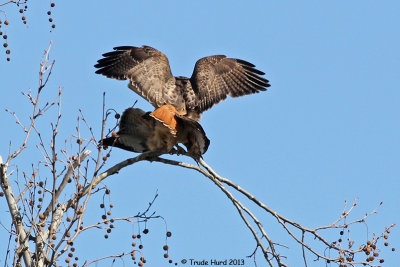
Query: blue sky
1,1,399,266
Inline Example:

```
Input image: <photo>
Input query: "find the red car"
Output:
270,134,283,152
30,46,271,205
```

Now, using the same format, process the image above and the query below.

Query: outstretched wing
189,55,270,113
94,46,181,108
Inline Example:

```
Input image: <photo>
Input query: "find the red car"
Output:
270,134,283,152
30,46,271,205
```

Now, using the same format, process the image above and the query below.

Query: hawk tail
99,136,149,153
100,136,117,148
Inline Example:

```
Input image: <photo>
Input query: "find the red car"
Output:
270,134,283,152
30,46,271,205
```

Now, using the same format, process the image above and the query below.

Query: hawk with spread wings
94,45,270,126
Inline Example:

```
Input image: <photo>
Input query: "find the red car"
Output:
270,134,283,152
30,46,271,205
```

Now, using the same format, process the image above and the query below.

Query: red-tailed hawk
101,105,210,156
94,45,270,127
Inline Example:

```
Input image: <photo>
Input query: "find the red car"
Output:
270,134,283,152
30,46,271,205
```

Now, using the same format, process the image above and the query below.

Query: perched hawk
94,45,270,126
101,106,210,156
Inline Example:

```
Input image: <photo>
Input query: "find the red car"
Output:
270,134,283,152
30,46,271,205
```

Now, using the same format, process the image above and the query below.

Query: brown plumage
101,107,209,155
150,104,179,135
94,45,270,121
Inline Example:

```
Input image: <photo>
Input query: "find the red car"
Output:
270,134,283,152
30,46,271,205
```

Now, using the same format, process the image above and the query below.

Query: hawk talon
175,145,187,155
168,148,177,155
169,145,186,155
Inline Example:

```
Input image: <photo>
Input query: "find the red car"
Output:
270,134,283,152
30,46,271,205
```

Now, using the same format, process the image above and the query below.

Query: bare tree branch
6,42,55,165
0,156,32,266
1,41,393,266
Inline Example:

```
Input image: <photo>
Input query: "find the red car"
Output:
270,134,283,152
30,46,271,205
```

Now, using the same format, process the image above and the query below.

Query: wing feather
190,55,270,113
94,46,177,108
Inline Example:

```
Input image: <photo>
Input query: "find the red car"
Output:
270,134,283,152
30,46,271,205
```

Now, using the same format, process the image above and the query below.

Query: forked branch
90,150,393,266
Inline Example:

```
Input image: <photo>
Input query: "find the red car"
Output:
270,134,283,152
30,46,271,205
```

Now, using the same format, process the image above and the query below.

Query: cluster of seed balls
129,230,178,266
327,226,396,266
64,238,79,267
30,181,79,266
0,1,56,61
97,190,178,266
99,188,113,239
18,1,28,25
0,19,11,61
62,183,93,267
48,2,56,30
360,227,395,265
33,181,46,209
